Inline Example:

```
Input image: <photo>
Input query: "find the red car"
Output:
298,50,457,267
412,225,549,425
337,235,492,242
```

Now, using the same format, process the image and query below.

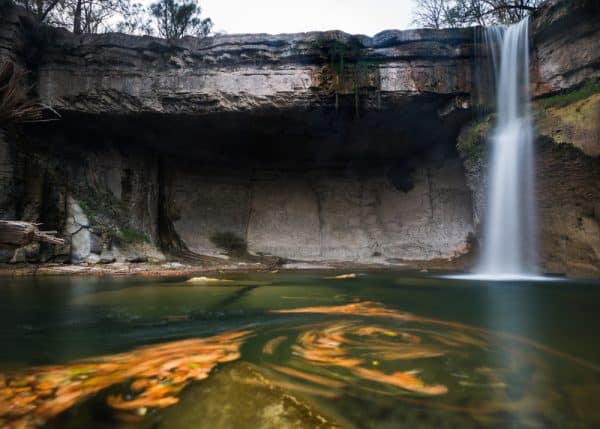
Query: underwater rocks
0,331,250,428
157,363,340,429
1,300,598,428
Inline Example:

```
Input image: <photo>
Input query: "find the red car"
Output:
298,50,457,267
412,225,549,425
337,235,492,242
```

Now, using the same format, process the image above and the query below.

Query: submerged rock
324,273,357,279
157,363,340,429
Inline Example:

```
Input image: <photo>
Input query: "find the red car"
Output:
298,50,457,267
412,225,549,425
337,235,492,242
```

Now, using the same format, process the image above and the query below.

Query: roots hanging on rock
0,61,59,128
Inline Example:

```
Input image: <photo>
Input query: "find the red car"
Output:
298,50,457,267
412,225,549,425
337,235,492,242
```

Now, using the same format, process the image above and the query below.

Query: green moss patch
77,199,97,224
537,79,600,110
456,116,493,161
116,228,150,244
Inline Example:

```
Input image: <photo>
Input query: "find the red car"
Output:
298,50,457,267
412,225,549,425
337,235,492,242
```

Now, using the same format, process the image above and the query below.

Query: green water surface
0,272,599,428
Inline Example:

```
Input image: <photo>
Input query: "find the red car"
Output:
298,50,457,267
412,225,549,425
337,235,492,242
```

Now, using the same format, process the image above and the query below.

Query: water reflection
0,273,598,428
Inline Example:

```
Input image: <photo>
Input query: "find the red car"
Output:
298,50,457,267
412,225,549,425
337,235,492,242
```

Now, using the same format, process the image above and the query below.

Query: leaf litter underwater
0,273,599,428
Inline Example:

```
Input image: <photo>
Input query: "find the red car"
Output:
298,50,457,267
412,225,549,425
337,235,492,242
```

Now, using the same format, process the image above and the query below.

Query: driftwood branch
0,220,65,249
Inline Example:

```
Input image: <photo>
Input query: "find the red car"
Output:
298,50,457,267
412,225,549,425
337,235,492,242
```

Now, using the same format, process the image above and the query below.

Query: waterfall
478,18,537,277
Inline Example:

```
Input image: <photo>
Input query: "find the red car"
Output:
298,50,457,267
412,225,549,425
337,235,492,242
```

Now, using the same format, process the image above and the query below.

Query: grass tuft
537,79,600,110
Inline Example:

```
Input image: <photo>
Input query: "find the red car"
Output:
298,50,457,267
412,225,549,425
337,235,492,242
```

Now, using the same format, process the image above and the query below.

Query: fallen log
0,220,65,249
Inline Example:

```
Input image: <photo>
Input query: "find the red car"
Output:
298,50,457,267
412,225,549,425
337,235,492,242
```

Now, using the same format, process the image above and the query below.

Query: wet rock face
458,100,600,276
536,92,600,158
532,0,600,95
536,139,600,275
533,92,600,275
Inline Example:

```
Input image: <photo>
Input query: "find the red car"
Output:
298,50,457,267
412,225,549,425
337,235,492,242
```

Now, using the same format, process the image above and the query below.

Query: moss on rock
115,228,150,244
535,80,600,157
456,115,493,162
536,79,600,110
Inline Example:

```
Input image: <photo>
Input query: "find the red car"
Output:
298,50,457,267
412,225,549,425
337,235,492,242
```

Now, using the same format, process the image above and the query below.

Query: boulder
123,251,148,263
99,250,116,264
85,253,101,264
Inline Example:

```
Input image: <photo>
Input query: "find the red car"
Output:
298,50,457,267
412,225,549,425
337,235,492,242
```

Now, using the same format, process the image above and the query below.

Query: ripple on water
0,301,598,429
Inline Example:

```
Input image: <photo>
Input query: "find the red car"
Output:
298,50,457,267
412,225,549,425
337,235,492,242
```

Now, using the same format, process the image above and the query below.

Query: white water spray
478,18,537,278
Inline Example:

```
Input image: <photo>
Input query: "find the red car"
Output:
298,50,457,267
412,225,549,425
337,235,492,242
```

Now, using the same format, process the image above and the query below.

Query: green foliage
457,116,492,161
116,228,150,243
11,0,213,37
75,187,147,245
13,0,58,22
210,231,247,255
149,0,212,39
537,80,600,110
78,199,97,224
15,0,135,34
413,0,543,28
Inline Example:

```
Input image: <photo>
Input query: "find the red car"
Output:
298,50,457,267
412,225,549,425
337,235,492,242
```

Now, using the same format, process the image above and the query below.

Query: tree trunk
73,0,83,34
0,220,64,249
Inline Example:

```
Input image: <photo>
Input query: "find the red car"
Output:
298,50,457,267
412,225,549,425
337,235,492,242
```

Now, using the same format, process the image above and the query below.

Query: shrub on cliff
13,0,139,34
149,0,212,39
413,0,543,28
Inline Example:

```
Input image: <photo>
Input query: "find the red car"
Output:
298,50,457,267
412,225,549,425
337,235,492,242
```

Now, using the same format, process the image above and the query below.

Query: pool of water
0,271,599,428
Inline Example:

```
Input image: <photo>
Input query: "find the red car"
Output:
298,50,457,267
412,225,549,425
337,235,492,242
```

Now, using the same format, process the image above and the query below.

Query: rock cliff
0,0,598,274
456,0,600,276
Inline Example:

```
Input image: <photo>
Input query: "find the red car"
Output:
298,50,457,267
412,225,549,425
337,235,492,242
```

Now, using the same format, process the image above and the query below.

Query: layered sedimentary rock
0,4,476,264
0,0,598,274
532,0,600,96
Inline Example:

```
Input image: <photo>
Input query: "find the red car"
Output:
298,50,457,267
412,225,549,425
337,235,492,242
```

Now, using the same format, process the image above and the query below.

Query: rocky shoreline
0,255,472,277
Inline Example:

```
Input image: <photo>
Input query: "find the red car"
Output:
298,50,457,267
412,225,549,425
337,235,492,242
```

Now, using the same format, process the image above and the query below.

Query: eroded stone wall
166,160,474,262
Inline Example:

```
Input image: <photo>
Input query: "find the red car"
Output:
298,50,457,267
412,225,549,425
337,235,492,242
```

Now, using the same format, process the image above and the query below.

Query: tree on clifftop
13,0,143,34
413,0,451,29
413,0,543,28
13,0,62,23
61,0,138,34
149,0,212,39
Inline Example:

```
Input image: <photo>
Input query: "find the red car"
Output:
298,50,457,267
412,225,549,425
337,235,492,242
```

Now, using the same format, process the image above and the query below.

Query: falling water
478,18,537,277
